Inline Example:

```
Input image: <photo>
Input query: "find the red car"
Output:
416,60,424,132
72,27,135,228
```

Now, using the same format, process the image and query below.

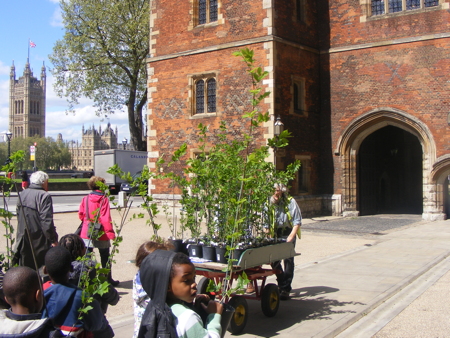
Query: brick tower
147,0,320,208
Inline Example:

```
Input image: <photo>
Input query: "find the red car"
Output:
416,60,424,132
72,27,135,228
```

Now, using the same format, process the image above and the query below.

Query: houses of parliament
9,60,121,171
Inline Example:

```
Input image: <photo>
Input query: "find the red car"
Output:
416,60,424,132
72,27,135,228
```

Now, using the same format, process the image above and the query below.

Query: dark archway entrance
444,176,450,217
358,126,422,215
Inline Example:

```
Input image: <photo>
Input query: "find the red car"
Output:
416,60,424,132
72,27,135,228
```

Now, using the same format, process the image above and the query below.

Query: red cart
193,242,296,334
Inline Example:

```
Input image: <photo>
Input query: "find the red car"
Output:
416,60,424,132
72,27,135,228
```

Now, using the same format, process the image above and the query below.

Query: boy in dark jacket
42,246,114,338
0,266,62,337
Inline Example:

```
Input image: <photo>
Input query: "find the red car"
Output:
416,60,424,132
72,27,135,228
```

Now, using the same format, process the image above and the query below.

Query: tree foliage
1,137,71,170
50,0,149,151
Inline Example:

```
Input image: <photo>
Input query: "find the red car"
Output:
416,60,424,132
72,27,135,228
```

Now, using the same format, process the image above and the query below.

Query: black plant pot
215,247,227,264
188,244,203,258
231,248,245,262
220,303,235,337
202,246,216,262
171,239,188,255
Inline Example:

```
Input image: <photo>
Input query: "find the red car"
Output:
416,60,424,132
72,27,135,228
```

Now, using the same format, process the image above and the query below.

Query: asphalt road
2,193,145,213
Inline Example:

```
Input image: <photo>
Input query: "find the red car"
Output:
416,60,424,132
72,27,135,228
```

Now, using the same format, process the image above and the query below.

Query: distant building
68,123,119,171
9,59,46,138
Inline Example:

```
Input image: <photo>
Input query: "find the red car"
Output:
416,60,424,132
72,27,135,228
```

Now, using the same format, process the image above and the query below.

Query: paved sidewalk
230,218,450,337
6,194,447,337
109,218,450,337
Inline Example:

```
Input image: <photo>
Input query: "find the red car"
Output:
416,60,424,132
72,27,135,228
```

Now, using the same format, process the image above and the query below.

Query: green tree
9,137,71,170
50,0,149,151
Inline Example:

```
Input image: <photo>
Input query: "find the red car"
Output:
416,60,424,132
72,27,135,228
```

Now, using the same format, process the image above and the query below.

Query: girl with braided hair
58,234,119,313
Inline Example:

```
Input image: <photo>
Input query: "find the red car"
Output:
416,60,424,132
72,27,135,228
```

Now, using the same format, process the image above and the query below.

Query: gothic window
193,75,217,115
207,78,216,113
371,0,438,15
195,80,205,114
197,0,218,25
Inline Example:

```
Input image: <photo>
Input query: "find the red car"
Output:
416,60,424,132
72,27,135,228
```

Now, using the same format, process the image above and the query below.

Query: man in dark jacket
138,250,178,338
12,171,58,271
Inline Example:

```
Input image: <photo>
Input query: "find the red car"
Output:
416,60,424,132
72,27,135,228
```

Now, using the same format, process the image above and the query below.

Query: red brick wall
328,39,450,192
148,44,271,194
327,1,450,48
274,42,321,194
273,1,319,47
151,0,270,57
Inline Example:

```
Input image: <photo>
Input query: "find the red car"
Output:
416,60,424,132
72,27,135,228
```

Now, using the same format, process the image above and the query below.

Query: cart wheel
227,296,248,334
197,277,212,295
261,283,280,317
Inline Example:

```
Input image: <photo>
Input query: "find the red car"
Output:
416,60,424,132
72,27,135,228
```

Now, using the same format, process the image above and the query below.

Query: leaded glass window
372,0,385,15
196,80,205,114
197,0,218,25
389,0,402,12
207,78,216,113
372,0,438,15
406,0,420,9
209,0,218,22
199,0,207,25
193,76,217,115
424,0,438,7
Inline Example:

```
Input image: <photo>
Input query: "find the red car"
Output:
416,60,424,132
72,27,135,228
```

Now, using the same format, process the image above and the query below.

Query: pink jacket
78,192,115,241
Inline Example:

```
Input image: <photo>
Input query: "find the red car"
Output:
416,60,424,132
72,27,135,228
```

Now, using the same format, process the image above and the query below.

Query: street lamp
4,131,12,165
122,137,127,150
273,116,284,171
274,116,284,137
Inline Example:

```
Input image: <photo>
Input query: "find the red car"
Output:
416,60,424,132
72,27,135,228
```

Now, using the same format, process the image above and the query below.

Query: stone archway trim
334,107,441,219
335,107,436,160
431,154,450,183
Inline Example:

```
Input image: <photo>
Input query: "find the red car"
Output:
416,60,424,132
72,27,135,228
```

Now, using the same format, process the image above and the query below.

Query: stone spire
10,61,15,80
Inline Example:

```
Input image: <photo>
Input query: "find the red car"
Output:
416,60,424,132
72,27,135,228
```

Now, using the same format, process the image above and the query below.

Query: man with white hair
270,183,302,300
12,171,58,271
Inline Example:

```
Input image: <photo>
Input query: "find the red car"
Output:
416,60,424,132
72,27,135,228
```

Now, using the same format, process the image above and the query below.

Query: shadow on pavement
238,286,365,336
116,279,133,291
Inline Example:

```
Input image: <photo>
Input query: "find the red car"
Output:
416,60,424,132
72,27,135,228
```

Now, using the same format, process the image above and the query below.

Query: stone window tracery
192,74,217,115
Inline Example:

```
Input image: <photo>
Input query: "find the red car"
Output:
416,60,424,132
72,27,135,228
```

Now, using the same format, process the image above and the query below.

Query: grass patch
13,178,89,183
51,178,89,183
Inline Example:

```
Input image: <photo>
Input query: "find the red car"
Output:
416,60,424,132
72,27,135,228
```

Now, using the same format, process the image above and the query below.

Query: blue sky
0,0,130,144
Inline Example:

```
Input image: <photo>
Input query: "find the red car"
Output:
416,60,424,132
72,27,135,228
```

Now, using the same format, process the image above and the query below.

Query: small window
295,0,306,22
292,78,306,116
192,75,217,115
197,0,218,25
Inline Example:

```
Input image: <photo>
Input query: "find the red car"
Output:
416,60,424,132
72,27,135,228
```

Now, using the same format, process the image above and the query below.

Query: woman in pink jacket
78,176,119,286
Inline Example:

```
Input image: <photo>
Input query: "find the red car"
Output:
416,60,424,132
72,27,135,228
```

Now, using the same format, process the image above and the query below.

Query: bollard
118,191,128,208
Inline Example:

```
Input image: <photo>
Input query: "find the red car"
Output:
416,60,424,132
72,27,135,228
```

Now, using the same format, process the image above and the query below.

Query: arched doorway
335,108,442,220
358,126,423,215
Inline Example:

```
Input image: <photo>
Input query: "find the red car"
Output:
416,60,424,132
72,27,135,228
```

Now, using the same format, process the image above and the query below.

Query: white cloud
0,61,10,76
50,7,63,28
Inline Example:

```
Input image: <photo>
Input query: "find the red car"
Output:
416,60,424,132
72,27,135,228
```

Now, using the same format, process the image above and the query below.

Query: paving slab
231,219,450,338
